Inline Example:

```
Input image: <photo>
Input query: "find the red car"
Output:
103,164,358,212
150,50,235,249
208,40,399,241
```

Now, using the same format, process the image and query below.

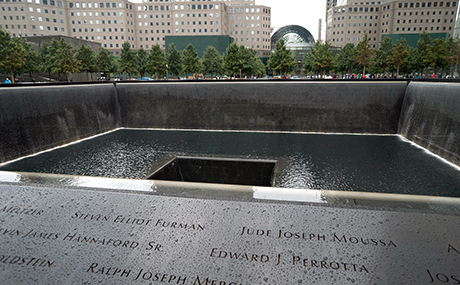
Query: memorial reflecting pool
1,129,459,197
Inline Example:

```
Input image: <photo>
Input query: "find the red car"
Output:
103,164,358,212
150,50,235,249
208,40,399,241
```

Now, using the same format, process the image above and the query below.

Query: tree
47,39,61,79
21,40,41,81
96,47,116,79
303,41,335,77
334,43,357,76
354,33,374,75
223,42,241,77
146,44,166,80
136,48,148,79
118,41,136,79
167,43,182,78
39,41,55,81
253,57,266,77
239,45,258,77
182,43,201,76
388,39,408,76
54,38,80,81
0,29,27,81
446,36,460,77
222,43,262,78
302,49,316,75
402,46,420,76
426,38,449,75
372,37,394,74
76,45,97,81
268,38,296,76
316,41,335,76
202,46,223,78
416,31,433,75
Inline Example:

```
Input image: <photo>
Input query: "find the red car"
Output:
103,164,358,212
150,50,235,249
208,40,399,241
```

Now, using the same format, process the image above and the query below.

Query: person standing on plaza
4,78,11,84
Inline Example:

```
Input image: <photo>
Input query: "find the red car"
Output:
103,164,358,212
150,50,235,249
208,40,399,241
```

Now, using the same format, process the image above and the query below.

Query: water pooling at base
1,129,459,197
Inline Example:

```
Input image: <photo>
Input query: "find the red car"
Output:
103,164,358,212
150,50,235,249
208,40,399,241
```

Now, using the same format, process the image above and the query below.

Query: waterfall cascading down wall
115,82,406,133
0,81,459,168
0,84,121,163
398,82,460,166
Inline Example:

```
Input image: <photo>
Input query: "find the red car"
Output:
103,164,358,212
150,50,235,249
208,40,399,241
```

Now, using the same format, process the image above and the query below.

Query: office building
325,0,459,49
0,0,271,56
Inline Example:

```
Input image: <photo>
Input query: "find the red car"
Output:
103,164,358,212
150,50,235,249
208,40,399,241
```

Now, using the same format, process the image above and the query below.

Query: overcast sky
256,0,326,40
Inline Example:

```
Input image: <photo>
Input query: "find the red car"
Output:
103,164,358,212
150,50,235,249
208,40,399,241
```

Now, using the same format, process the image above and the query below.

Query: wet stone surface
0,183,458,284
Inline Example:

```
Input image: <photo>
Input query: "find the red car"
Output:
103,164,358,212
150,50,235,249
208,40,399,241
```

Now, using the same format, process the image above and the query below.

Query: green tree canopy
223,43,262,78
118,41,136,79
0,29,27,80
354,33,374,75
96,47,116,79
146,44,166,80
223,42,241,77
21,40,40,81
202,46,223,77
334,43,357,75
182,43,201,76
76,45,97,80
167,43,183,78
39,41,55,80
447,36,460,77
136,47,148,79
239,45,258,77
253,57,266,77
401,46,420,75
372,37,394,74
268,38,296,76
415,31,433,74
388,39,408,76
303,41,335,77
54,38,80,81
426,38,450,74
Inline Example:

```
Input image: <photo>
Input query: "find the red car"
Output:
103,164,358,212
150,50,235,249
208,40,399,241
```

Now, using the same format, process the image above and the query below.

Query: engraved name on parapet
72,211,205,231
239,226,397,247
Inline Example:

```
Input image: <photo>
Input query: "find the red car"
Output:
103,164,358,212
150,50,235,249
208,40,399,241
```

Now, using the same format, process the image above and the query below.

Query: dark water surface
1,129,459,197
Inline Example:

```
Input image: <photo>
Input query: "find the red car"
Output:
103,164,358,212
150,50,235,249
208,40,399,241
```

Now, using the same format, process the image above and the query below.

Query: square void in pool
148,156,276,187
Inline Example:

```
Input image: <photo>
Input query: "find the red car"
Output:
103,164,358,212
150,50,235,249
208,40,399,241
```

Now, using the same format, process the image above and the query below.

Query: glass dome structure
271,25,315,50
270,25,316,73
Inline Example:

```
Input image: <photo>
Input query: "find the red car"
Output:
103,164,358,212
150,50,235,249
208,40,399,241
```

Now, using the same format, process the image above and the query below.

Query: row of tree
0,29,115,81
118,41,266,79
0,28,274,81
3,27,458,81
304,32,460,77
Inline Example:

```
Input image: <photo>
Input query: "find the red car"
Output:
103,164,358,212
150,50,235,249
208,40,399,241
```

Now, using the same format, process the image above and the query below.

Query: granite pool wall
398,82,460,166
0,84,120,163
